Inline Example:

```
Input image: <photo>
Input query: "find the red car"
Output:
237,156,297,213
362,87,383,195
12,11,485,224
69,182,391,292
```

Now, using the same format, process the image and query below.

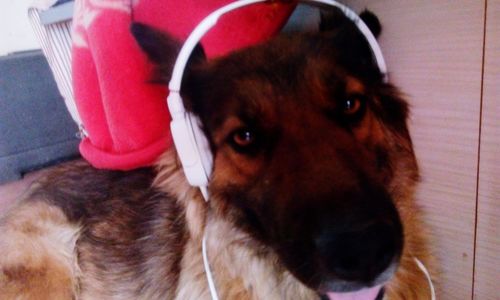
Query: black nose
315,222,402,282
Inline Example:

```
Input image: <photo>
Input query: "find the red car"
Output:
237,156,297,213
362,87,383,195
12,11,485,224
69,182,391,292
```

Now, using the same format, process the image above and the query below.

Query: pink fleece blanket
72,0,295,170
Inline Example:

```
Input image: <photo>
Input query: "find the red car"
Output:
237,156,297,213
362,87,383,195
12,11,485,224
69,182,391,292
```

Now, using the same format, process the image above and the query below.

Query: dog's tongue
326,285,382,300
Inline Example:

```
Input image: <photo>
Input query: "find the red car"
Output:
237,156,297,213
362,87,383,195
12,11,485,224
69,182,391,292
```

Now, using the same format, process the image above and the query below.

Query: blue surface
0,50,79,183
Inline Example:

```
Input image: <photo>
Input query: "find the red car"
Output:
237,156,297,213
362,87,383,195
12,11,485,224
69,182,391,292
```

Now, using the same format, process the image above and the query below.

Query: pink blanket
72,0,295,170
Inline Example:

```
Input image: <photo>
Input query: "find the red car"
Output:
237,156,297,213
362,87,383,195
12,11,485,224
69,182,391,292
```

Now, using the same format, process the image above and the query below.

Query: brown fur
0,200,80,299
0,149,432,299
0,9,435,300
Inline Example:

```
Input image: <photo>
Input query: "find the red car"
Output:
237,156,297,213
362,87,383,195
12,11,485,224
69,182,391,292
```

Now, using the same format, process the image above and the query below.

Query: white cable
414,257,436,300
202,247,436,300
193,2,390,299
202,233,220,300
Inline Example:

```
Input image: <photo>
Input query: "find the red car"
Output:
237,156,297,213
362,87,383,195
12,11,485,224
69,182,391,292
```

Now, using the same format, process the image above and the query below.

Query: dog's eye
234,129,254,146
342,95,364,115
338,94,369,122
229,128,257,152
344,98,361,114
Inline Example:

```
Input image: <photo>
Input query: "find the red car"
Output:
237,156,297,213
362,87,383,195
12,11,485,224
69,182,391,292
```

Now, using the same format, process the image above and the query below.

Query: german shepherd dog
0,8,433,300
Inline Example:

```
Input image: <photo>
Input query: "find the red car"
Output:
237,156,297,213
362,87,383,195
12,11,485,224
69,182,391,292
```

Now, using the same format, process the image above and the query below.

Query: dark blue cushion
0,50,79,183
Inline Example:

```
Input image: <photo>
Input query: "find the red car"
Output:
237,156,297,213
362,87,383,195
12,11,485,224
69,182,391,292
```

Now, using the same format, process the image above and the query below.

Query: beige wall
343,0,498,298
474,1,500,298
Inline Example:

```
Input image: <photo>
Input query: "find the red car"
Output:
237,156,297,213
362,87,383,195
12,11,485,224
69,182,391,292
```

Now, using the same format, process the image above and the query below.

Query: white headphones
167,0,388,201
167,3,437,300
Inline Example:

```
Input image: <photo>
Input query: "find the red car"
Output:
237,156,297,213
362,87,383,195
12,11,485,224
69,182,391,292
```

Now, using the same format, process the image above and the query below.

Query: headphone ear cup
168,0,387,196
170,112,213,188
189,113,213,185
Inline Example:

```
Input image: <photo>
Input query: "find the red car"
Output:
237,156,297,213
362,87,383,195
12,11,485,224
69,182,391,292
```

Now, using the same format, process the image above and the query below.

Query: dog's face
133,10,418,299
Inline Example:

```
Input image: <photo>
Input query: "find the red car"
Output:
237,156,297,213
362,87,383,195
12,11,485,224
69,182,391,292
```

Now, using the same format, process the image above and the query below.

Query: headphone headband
167,0,388,200
169,0,387,95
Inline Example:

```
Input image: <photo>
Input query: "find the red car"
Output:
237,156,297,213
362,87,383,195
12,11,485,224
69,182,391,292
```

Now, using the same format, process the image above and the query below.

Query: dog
0,8,434,300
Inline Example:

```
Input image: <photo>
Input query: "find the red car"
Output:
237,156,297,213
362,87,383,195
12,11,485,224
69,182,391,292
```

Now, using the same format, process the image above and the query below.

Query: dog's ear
320,8,382,39
319,7,347,32
131,22,206,84
319,8,383,82
359,10,382,39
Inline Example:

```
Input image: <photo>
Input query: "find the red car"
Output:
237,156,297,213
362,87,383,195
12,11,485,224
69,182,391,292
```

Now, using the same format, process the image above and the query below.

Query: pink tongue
326,285,382,300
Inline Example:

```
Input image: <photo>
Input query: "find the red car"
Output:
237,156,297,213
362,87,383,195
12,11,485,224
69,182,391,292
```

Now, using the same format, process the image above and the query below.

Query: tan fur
0,199,81,299
0,147,434,299
156,150,435,299
380,119,436,300
0,8,438,299
156,151,318,300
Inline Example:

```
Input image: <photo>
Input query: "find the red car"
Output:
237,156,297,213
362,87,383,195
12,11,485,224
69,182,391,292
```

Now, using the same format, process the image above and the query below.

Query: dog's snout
316,221,401,283
312,183,404,286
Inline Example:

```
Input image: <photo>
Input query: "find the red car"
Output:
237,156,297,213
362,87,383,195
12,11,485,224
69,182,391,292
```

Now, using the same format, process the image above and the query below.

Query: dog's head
133,8,418,299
